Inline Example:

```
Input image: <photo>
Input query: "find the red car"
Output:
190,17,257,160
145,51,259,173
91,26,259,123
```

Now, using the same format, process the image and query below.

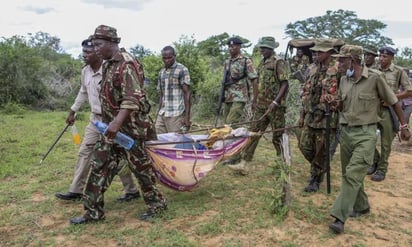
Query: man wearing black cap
70,25,166,224
367,46,412,182
56,38,140,203
219,36,258,166
222,37,258,124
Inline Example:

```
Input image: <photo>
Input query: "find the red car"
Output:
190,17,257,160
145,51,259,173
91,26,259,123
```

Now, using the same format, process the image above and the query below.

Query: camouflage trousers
298,126,336,178
223,101,246,125
242,106,286,161
82,138,166,220
223,101,247,163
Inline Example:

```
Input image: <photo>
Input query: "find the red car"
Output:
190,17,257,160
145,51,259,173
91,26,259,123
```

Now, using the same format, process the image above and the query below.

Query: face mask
346,68,354,77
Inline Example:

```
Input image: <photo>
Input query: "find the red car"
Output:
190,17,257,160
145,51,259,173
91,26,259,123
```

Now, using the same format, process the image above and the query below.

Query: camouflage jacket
100,49,152,139
256,55,289,108
223,54,258,103
290,54,309,73
301,60,340,129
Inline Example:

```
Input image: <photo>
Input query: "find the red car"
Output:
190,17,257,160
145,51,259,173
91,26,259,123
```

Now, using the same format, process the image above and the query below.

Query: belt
341,123,376,128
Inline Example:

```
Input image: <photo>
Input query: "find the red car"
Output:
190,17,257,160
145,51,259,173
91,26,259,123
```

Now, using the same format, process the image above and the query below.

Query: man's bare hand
400,129,411,141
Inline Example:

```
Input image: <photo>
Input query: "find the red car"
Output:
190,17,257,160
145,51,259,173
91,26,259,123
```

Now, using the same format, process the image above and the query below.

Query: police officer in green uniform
70,25,166,224
298,39,340,192
328,45,410,234
367,46,412,181
222,37,258,124
227,36,289,174
221,37,258,165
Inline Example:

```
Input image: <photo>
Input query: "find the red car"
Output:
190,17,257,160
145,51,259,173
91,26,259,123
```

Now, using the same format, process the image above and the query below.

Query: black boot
367,162,378,175
304,175,320,192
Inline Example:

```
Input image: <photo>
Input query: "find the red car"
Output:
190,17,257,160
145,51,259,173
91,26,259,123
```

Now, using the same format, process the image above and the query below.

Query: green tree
140,54,163,108
197,32,230,67
395,47,412,69
285,9,394,49
0,32,81,110
130,44,154,59
0,36,48,106
27,31,62,53
173,35,207,97
197,33,253,69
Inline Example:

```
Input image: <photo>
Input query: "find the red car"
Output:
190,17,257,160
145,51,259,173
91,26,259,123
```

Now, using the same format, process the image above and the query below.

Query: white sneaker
227,160,248,175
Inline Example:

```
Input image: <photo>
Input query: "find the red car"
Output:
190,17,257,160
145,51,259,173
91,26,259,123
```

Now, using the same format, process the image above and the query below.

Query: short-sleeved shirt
256,55,288,107
158,62,190,117
223,54,258,103
339,66,398,126
401,78,412,106
378,63,412,93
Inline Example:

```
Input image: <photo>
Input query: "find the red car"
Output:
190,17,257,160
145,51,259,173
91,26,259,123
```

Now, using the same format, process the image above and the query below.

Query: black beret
81,38,93,48
379,46,396,56
227,37,242,45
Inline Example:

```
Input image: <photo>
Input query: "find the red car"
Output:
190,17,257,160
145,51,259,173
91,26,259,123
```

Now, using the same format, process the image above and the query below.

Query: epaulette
121,51,135,63
368,68,382,75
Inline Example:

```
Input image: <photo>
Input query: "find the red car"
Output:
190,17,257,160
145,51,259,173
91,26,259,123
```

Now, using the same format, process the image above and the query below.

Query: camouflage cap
92,25,121,43
332,45,363,60
257,36,279,49
227,37,242,45
379,46,396,56
363,47,378,56
310,39,337,52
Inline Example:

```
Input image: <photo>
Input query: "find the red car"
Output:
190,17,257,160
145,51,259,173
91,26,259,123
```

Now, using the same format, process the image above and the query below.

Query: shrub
0,102,27,115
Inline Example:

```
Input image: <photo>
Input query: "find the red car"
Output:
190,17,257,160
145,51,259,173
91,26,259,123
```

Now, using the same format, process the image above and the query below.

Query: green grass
1,111,411,246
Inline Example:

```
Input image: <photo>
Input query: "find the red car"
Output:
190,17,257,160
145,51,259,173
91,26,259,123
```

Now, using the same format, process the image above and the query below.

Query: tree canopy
285,9,394,50
0,32,81,109
1,12,411,112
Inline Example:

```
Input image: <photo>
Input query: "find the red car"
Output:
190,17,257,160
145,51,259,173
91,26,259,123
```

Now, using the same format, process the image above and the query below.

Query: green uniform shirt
379,63,412,92
100,50,151,139
223,54,258,103
301,60,340,129
339,66,398,126
256,55,288,107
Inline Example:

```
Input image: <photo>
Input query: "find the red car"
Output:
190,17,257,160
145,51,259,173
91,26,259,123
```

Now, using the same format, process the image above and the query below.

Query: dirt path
319,139,412,246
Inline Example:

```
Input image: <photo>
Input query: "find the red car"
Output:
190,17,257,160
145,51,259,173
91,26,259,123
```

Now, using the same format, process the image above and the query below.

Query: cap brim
331,54,350,58
310,47,335,52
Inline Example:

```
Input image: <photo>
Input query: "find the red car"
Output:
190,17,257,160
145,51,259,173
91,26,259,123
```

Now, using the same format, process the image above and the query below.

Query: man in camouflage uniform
55,37,140,203
222,37,258,124
290,48,310,83
367,46,412,181
298,39,340,192
221,37,258,165
228,36,288,174
328,45,410,234
70,25,166,224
